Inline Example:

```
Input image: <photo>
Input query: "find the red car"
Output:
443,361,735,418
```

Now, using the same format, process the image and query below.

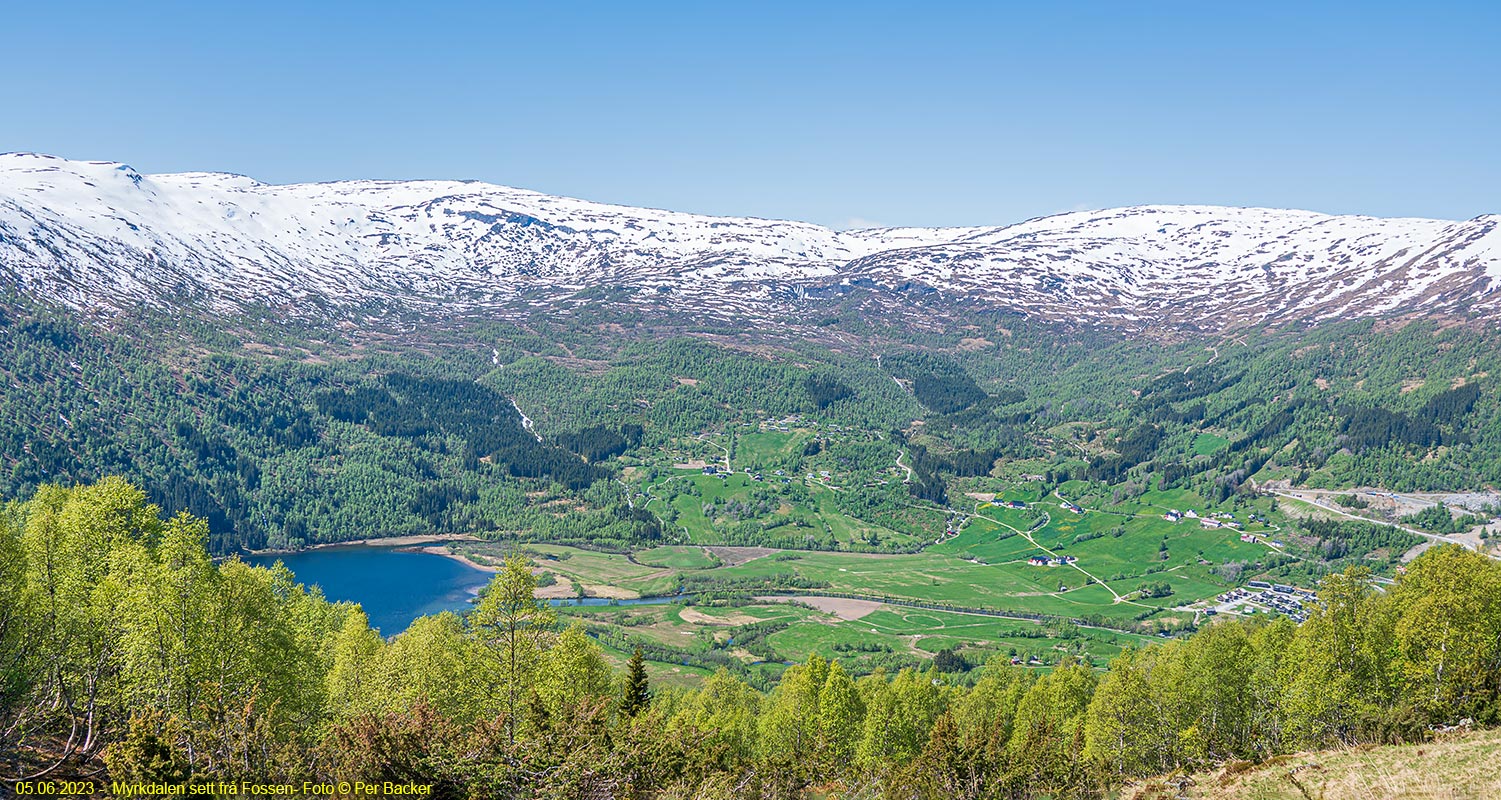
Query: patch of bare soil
705,546,779,566
1401,540,1437,563
679,607,759,626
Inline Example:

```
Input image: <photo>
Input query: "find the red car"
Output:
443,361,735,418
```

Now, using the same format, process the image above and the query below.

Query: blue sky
3,1,1496,228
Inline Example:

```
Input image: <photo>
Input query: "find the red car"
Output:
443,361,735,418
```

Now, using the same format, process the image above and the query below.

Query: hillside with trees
1,305,1497,558
3,479,1499,798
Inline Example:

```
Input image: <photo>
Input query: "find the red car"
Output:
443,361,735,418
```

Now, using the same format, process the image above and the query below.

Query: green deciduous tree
1008,662,1096,797
471,554,557,740
537,623,614,720
817,660,864,773
1388,546,1501,725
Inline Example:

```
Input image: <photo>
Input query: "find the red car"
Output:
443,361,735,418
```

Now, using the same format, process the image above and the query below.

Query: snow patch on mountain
1,153,1497,330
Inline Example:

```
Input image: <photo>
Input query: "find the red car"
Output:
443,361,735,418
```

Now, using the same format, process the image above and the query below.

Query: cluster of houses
759,414,805,432
701,466,792,484
1214,580,1315,624
1002,500,1028,509
757,415,849,434
1162,508,1247,530
1158,504,1254,537
1026,554,1079,567
1060,500,1084,514
1199,516,1243,530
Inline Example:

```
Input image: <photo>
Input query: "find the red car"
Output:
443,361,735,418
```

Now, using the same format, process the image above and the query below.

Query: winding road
1269,489,1482,554
895,449,914,483
696,434,732,472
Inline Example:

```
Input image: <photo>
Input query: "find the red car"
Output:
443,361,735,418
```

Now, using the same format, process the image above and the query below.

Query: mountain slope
1124,726,1501,800
2,153,1497,330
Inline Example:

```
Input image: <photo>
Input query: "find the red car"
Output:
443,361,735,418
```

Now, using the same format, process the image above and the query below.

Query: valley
5,183,1499,798
395,416,1489,686
6,5,1499,795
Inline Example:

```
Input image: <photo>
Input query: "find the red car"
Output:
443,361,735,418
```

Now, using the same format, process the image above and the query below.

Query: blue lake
244,545,493,635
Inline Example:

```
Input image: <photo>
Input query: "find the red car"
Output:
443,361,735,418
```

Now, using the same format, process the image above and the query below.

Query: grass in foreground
1123,727,1501,800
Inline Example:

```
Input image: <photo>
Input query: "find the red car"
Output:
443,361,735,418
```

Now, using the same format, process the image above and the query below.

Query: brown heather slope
1122,727,1501,800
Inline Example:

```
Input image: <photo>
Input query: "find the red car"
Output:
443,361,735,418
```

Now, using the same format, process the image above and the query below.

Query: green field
523,534,1224,625
469,429,1322,684
1191,432,1231,455
929,517,1038,562
633,545,721,570
764,605,1156,666
733,430,813,470
496,476,1296,683
557,595,1161,680
638,470,920,548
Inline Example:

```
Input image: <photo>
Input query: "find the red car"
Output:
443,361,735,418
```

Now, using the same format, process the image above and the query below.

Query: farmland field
557,594,1163,681
1192,432,1231,455
638,469,922,548
460,428,1335,683
634,545,721,570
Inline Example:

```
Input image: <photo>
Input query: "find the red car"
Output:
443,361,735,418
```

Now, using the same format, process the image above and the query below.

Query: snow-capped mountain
2,153,1497,331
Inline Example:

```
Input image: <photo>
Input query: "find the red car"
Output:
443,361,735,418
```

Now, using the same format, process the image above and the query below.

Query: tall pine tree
621,648,651,717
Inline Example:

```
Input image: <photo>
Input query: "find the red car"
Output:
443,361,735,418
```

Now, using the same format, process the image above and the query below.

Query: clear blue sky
3,1,1496,228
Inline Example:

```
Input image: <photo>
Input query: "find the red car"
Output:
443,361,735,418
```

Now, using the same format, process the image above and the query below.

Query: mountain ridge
2,152,1497,331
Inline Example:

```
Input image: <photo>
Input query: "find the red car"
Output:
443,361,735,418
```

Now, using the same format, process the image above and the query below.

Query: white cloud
838,216,884,230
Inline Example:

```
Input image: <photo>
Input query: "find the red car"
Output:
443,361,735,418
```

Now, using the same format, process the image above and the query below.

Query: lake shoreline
411,544,502,574
241,542,495,634
241,533,483,557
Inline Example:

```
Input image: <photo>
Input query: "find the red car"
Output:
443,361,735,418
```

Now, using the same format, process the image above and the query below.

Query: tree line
5,478,1499,799
3,306,1499,559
